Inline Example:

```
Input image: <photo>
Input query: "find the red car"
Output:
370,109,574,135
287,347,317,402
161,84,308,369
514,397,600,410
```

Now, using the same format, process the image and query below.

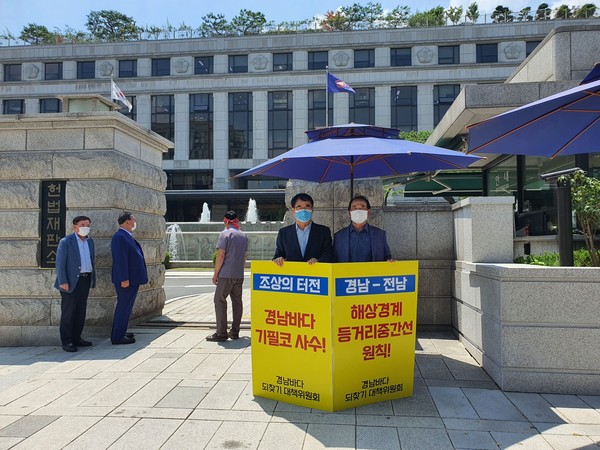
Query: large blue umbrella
467,76,600,158
236,124,481,196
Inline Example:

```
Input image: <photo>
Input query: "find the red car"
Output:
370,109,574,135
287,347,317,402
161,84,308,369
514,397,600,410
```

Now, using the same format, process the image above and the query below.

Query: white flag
111,80,133,112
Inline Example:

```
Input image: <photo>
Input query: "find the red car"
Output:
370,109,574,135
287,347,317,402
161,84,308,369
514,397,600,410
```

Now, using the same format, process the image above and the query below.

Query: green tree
565,170,600,266
20,23,56,45
466,3,480,22
554,4,573,18
535,2,552,19
230,9,267,35
363,2,385,28
446,6,464,25
321,9,351,31
491,5,514,22
85,10,140,41
144,25,163,40
199,13,230,37
385,6,411,27
408,6,446,27
574,3,597,17
62,26,91,44
399,130,432,143
517,7,533,20
0,28,18,45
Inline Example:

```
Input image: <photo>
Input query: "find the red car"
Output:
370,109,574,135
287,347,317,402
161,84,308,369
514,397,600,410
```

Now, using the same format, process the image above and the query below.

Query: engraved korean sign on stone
40,180,66,268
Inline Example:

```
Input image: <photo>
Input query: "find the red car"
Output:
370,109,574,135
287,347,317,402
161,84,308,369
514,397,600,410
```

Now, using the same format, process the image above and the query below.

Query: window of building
476,44,498,63
526,41,541,57
273,53,293,72
308,90,333,130
228,55,248,73
152,58,170,76
391,86,417,132
438,45,459,65
230,170,288,190
119,60,137,78
189,93,213,159
4,64,22,81
76,61,95,79
151,95,175,159
2,99,24,114
390,48,411,67
194,56,213,75
268,91,293,158
117,96,136,121
349,87,375,125
354,49,375,68
308,51,328,70
228,92,253,159
40,98,62,113
44,62,63,80
166,170,213,190
434,84,460,126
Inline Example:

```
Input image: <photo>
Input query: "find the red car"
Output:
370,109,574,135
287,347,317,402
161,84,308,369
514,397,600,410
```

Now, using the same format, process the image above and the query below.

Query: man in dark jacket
334,195,394,263
273,193,333,266
110,211,148,345
54,216,96,352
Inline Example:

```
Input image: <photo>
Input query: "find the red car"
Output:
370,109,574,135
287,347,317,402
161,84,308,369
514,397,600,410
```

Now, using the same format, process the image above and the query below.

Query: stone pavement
0,274,599,449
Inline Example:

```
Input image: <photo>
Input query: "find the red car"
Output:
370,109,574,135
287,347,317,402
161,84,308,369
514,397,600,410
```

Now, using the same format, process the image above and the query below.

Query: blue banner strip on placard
253,273,329,296
335,275,416,296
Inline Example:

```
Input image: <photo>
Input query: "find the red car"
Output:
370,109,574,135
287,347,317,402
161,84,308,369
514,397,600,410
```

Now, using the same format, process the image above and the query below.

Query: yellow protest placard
251,260,418,412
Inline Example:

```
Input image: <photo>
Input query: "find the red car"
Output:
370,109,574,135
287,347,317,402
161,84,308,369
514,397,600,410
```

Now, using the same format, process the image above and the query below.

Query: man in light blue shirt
54,216,96,352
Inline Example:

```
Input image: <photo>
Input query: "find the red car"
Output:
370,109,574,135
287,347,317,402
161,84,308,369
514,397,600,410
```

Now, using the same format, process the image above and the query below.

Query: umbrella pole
350,156,354,198
556,178,574,266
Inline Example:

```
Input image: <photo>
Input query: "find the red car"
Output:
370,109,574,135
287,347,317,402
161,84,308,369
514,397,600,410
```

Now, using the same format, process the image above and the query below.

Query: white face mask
77,226,91,237
350,210,368,224
131,222,137,231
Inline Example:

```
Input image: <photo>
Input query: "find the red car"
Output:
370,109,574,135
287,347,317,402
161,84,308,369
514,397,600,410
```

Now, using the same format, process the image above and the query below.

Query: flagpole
325,66,329,128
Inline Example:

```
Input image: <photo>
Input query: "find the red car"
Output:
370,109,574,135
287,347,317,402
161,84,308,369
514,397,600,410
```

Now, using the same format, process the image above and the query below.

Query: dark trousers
59,275,91,345
214,278,244,337
111,284,139,341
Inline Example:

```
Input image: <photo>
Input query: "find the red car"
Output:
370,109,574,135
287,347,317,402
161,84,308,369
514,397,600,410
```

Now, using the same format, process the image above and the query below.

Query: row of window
2,41,541,82
2,85,458,160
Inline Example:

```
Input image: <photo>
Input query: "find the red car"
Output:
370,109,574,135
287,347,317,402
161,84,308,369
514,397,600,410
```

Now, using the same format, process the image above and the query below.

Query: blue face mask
295,209,312,223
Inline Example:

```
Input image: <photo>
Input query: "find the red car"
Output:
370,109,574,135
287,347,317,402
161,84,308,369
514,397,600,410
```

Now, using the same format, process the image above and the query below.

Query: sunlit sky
0,0,589,35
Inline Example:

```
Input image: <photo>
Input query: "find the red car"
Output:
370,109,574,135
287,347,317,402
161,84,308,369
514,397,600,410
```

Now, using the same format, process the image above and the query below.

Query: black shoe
125,332,135,339
206,333,228,342
62,343,77,352
76,339,92,347
228,331,240,340
112,337,136,345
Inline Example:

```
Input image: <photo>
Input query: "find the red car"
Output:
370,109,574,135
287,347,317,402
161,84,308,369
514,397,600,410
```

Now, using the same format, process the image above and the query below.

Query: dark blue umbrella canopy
305,123,400,141
467,75,600,158
236,131,481,183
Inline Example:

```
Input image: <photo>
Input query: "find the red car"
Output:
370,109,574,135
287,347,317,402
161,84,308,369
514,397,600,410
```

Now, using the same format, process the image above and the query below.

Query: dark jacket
273,222,333,262
54,232,96,293
333,224,392,262
111,228,148,286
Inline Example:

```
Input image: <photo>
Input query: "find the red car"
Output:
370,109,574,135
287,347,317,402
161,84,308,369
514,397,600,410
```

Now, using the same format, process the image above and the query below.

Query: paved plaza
0,273,599,449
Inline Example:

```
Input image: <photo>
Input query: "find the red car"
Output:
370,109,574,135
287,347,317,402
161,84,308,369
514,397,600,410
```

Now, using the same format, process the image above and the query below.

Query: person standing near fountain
207,211,248,342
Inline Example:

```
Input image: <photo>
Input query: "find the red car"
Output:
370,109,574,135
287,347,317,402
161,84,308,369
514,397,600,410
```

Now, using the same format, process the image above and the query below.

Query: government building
1,18,598,222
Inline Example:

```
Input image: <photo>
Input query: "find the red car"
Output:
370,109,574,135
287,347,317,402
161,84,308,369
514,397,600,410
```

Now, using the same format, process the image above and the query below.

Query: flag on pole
327,73,355,93
111,79,133,112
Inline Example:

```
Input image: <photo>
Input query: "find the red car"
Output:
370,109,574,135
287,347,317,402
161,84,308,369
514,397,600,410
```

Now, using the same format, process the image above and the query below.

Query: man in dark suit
110,211,148,345
273,193,333,266
334,195,394,263
54,215,96,352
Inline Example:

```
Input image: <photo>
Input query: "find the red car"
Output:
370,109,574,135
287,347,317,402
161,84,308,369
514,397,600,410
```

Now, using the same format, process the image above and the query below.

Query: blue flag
327,73,355,93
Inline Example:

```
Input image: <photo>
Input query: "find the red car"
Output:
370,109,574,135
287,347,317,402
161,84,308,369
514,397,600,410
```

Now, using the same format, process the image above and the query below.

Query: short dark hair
224,211,238,221
72,215,91,225
348,195,371,210
290,193,314,208
118,211,133,225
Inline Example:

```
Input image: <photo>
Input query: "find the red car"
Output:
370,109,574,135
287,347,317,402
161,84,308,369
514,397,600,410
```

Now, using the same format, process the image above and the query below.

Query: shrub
514,249,599,267
163,251,171,269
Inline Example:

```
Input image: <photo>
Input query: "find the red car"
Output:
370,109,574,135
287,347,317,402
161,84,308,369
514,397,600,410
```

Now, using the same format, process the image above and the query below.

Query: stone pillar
452,196,515,263
0,112,172,345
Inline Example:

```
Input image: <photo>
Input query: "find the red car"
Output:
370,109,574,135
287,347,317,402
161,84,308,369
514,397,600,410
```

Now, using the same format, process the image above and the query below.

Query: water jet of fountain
245,198,259,223
199,202,211,223
165,223,184,260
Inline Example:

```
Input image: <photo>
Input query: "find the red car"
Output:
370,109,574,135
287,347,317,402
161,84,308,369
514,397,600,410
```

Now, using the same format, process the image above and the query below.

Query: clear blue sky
0,0,585,35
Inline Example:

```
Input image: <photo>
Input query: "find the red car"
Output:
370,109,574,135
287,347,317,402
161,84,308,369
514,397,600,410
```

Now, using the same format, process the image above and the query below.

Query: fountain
245,198,259,223
165,223,185,260
199,202,211,223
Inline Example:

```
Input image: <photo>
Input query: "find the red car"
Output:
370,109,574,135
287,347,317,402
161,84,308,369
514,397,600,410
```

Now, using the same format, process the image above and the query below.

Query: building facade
1,19,596,221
